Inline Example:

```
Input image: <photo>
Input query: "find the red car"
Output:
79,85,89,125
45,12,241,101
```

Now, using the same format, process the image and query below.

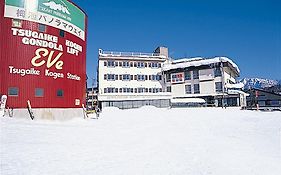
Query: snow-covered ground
1,107,281,175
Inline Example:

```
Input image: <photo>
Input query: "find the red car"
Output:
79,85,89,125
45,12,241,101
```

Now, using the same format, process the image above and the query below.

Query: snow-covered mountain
240,78,280,90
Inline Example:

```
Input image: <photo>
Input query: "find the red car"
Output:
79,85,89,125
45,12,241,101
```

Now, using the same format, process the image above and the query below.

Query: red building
0,0,87,109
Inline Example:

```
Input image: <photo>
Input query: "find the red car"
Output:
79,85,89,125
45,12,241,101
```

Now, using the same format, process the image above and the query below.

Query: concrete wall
4,108,85,121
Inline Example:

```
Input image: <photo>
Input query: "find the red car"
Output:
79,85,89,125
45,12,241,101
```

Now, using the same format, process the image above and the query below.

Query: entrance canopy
171,98,206,104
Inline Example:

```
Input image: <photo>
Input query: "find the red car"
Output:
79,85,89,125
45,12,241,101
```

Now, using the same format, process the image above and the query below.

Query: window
185,85,192,94
12,19,22,28
8,87,19,96
184,71,191,80
145,88,149,93
215,82,223,93
137,75,145,81
167,86,171,92
137,88,145,93
194,84,200,94
193,70,199,79
38,23,46,32
214,67,222,77
151,75,156,81
57,89,64,97
104,61,107,66
166,74,171,82
35,88,44,97
151,62,159,68
157,75,162,81
107,60,115,67
106,74,115,81
105,87,115,93
137,62,145,68
122,61,130,68
171,73,184,83
122,88,131,93
59,30,65,37
122,74,131,81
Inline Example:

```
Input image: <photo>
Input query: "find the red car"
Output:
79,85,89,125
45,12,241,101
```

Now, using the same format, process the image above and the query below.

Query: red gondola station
0,0,87,119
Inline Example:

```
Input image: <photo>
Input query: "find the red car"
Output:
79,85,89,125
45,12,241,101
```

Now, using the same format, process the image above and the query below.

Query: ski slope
1,107,281,175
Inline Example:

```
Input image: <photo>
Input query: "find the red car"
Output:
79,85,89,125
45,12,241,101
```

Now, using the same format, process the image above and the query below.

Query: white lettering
9,66,40,76
67,73,81,81
45,69,64,79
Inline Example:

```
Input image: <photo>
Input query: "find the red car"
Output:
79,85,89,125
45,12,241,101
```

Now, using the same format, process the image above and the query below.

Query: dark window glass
184,71,191,80
215,82,223,92
107,60,115,67
59,30,65,37
193,70,199,79
8,87,19,96
39,24,46,32
194,84,200,94
57,89,64,97
166,74,171,82
214,67,222,77
185,85,192,94
35,88,44,97
167,86,171,92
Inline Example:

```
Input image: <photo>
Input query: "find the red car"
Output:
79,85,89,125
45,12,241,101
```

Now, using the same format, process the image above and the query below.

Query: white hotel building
98,47,247,109
97,47,171,109
162,57,247,107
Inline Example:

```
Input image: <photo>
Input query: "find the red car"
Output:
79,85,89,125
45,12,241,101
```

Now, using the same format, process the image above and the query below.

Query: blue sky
72,0,281,84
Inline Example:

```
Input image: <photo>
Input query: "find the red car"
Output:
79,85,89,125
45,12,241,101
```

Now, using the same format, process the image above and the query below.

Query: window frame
35,88,44,97
8,87,19,96
56,89,64,97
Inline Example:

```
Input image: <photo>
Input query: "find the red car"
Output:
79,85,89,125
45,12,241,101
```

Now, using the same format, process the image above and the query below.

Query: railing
100,50,163,57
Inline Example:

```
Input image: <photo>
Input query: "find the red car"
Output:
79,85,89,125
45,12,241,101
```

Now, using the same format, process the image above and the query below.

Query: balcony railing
99,50,166,58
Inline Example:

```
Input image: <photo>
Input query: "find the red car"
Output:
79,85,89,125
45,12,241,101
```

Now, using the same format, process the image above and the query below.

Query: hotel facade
162,57,247,107
98,47,247,109
97,47,171,109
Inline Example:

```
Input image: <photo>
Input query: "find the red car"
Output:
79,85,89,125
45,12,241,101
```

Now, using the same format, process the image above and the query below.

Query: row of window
12,19,65,37
183,82,223,94
104,60,161,68
8,87,64,97
185,84,200,94
104,74,162,81
104,87,163,94
167,68,222,82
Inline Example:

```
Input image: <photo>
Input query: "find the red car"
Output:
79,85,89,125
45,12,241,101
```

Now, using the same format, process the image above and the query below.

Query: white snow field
1,107,281,175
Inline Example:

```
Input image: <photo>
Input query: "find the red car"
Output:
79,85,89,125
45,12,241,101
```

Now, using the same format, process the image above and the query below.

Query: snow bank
163,56,240,73
1,108,281,175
